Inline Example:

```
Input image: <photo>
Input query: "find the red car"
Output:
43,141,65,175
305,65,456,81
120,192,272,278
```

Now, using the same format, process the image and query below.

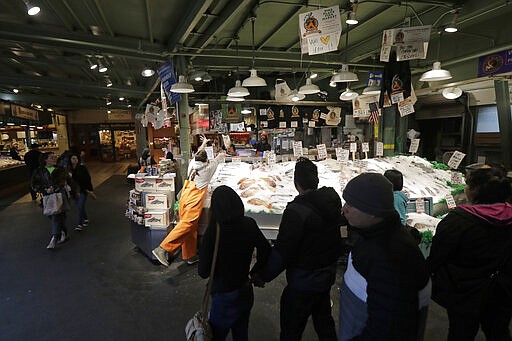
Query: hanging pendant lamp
226,96,245,102
442,87,462,99
228,80,250,97
288,89,305,102
339,87,359,101
298,78,320,95
170,75,194,93
331,64,358,83
420,61,452,82
242,17,267,87
362,78,381,95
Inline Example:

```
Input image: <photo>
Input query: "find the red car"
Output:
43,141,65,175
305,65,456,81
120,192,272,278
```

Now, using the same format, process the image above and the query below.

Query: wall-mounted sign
107,111,132,122
11,104,39,121
478,48,512,77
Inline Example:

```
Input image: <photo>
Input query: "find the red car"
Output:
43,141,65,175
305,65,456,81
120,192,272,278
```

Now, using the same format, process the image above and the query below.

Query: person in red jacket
428,166,512,340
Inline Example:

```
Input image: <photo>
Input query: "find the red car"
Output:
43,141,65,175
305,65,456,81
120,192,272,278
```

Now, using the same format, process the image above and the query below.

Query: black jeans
280,285,337,341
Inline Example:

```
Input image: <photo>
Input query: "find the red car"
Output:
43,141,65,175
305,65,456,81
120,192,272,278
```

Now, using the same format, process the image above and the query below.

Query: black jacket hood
292,186,343,226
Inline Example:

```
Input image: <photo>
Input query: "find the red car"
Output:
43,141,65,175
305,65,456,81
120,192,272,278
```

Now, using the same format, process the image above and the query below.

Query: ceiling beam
93,0,115,36
62,0,87,32
257,7,304,51
166,0,214,50
44,0,73,31
0,92,127,110
145,0,154,43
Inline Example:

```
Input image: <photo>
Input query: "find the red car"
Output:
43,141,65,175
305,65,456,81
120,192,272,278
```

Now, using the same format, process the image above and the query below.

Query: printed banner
157,61,182,104
11,104,39,121
478,49,512,77
380,25,431,62
299,6,342,55
353,94,380,118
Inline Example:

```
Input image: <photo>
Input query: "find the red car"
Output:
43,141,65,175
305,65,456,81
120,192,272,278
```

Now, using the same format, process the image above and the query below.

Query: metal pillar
176,56,191,181
494,80,512,169
397,114,408,154
382,106,396,157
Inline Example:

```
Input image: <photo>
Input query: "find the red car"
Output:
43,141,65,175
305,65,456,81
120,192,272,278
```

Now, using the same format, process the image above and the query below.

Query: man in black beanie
254,157,343,341
339,172,430,341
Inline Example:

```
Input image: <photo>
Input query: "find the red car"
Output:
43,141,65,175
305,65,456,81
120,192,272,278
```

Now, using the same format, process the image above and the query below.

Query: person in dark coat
31,152,76,249
254,157,343,341
138,147,156,172
9,141,22,161
69,153,96,231
24,143,42,200
198,185,270,341
254,131,271,156
427,166,512,340
340,173,430,341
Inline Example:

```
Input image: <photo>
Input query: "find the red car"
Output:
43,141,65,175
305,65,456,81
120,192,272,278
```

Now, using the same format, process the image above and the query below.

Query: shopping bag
275,78,291,101
42,192,63,216
185,311,212,341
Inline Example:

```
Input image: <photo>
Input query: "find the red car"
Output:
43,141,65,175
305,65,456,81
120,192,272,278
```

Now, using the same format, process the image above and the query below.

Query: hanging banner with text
477,48,512,77
380,25,431,62
299,6,342,55
157,61,181,104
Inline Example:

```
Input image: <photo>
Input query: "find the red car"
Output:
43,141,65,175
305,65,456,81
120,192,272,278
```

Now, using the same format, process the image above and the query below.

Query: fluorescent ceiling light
7,123,15,126
228,80,250,97
226,96,245,102
170,75,194,93
119,97,124,101
106,99,112,106
298,78,320,95
127,104,132,108
442,87,462,99
419,61,452,82
106,79,113,87
107,110,111,114
242,69,267,87
444,26,457,33
141,67,155,77
13,88,19,93
340,87,359,101
331,64,358,83
202,73,212,82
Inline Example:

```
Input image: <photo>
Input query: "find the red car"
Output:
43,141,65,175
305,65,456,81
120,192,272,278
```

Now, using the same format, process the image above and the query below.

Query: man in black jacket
24,143,42,200
254,157,343,341
340,173,430,341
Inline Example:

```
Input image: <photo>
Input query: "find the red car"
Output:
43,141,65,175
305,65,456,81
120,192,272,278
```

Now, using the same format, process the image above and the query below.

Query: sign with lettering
361,142,370,153
293,141,304,157
447,151,466,169
445,194,457,209
299,6,342,55
409,138,420,154
204,146,214,160
349,142,357,152
376,142,384,156
450,172,464,185
11,104,39,121
291,121,298,128
316,144,327,160
157,61,181,104
478,48,512,77
415,198,425,213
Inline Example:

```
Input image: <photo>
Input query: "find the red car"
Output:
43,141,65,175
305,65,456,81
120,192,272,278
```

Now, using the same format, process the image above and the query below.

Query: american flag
368,102,380,124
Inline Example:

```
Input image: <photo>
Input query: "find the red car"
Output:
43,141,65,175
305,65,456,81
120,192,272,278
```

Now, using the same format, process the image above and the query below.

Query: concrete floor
0,167,497,340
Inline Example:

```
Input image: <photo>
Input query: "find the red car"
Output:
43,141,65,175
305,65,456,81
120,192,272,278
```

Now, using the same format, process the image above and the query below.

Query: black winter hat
343,173,396,217
294,157,319,190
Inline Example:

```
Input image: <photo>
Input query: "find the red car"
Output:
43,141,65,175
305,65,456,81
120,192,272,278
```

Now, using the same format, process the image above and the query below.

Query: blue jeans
209,283,253,341
51,212,67,237
76,192,88,225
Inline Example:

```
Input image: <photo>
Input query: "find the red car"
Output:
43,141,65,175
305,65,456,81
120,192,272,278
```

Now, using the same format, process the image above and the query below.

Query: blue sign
478,49,512,77
367,71,383,86
157,61,182,104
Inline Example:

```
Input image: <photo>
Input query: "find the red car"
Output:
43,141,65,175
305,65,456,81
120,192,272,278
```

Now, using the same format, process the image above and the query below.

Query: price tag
293,141,303,157
302,118,308,124
232,156,241,163
445,194,457,209
354,160,368,171
409,138,420,154
291,121,298,128
320,112,327,120
447,151,466,169
349,142,357,152
450,172,464,185
391,91,405,104
336,148,349,165
376,142,384,156
308,121,316,127
398,102,415,117
415,198,425,213
204,146,214,160
259,109,267,116
262,150,270,159
316,144,327,160
279,121,287,128
222,134,231,148
267,151,276,165
362,142,370,153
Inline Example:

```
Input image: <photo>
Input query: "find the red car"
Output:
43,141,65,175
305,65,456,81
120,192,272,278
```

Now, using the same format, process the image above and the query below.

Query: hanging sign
293,141,304,157
396,42,426,61
222,134,231,148
376,142,384,157
447,151,466,169
316,144,327,160
353,94,380,118
478,49,512,77
12,104,39,121
157,61,181,104
299,6,342,55
380,25,431,62
409,138,420,154
398,100,415,117
204,146,214,160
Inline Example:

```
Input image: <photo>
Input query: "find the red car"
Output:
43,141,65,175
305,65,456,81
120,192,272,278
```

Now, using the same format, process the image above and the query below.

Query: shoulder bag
42,192,63,216
185,223,220,341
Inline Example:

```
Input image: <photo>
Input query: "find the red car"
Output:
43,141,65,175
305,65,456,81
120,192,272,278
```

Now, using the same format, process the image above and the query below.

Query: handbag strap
201,222,220,315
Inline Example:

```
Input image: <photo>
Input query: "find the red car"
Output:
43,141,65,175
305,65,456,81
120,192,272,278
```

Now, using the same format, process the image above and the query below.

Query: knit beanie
294,157,319,190
343,173,396,217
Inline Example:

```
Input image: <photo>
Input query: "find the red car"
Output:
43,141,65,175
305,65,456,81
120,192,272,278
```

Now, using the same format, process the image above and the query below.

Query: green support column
382,106,396,156
396,114,408,154
494,80,512,169
176,56,191,182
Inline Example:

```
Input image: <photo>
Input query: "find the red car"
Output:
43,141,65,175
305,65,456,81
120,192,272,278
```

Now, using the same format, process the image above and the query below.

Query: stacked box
144,210,170,228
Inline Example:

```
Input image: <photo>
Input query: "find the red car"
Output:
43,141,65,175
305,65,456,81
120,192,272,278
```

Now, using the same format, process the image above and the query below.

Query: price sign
450,172,464,185
302,118,308,124
291,121,298,128
308,121,316,127
204,146,214,160
445,194,457,209
232,156,241,163
447,151,466,169
354,160,368,171
349,142,357,152
262,151,270,159
316,144,327,160
409,138,420,154
398,102,415,117
336,148,349,165
362,142,370,153
293,141,304,157
376,142,384,156
267,151,276,165
391,91,405,104
222,134,231,148
279,121,287,128
415,198,425,213
320,112,327,120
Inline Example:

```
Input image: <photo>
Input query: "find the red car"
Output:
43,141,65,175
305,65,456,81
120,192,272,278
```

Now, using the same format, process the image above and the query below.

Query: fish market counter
0,159,29,192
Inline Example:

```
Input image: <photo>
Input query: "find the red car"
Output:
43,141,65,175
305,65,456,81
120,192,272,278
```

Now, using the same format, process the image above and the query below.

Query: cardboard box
144,193,170,210
135,177,156,191
144,210,169,228
154,178,175,192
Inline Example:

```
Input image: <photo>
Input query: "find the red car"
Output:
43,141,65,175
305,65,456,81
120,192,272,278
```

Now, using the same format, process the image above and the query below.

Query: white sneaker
46,236,57,249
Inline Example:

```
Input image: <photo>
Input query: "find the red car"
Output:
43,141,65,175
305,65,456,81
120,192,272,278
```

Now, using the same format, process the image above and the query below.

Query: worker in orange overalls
152,135,226,266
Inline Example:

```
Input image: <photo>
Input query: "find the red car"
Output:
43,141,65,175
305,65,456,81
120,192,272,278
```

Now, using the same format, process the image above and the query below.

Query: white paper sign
409,139,420,154
279,121,287,128
447,151,466,169
232,156,241,163
376,142,384,156
415,198,425,213
222,134,231,148
354,160,368,171
302,118,308,123
267,151,276,165
391,91,405,104
380,45,392,62
353,93,380,118
381,25,432,46
349,142,357,152
320,112,327,120
308,121,316,127
451,172,464,185
299,6,342,38
396,42,425,61
293,141,304,157
204,146,214,160
307,32,341,55
398,101,415,117
336,148,349,164
316,144,327,160
445,194,457,209
362,142,370,153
